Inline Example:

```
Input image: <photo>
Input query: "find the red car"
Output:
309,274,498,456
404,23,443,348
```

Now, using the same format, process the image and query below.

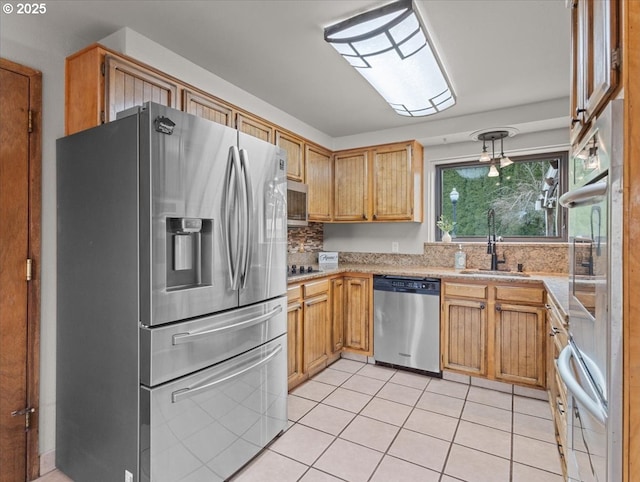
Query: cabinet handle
496,304,502,312
480,303,485,310
571,118,582,126
373,214,377,220
575,108,586,116
362,213,367,220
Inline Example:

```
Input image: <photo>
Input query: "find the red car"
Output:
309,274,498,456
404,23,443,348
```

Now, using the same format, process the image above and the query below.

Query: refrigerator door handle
239,148,254,288
171,305,283,345
558,345,607,424
559,180,607,208
171,344,282,403
222,146,243,290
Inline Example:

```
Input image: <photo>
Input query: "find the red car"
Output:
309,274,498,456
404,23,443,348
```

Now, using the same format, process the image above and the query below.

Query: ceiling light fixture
475,130,514,177
324,0,456,117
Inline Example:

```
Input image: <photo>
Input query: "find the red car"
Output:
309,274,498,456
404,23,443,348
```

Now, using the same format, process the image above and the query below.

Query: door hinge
611,47,621,70
101,62,105,76
26,258,32,281
11,407,35,432
28,110,33,133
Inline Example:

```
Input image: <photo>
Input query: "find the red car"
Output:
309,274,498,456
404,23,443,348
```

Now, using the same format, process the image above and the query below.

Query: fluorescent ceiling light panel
325,0,456,117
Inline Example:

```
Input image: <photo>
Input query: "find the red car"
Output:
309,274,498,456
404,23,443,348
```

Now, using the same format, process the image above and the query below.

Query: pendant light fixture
474,130,515,177
324,0,456,117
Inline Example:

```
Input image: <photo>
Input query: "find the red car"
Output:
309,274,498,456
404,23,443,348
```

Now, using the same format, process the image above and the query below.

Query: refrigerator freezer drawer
140,297,286,386
140,334,288,482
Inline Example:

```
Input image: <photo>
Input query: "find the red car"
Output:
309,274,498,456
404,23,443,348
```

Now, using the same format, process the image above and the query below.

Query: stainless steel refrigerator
558,99,622,482
56,102,288,482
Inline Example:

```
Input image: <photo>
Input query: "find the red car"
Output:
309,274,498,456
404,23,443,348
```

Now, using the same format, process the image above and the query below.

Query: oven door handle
559,180,607,208
172,305,283,345
557,345,607,424
171,344,282,403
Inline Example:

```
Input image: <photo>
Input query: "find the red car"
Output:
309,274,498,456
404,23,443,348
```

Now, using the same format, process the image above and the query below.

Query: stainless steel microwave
287,180,308,227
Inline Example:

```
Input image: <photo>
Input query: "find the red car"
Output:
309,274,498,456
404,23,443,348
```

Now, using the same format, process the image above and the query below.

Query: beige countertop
287,263,569,321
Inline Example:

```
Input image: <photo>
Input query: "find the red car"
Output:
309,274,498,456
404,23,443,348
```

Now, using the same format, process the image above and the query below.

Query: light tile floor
37,359,563,482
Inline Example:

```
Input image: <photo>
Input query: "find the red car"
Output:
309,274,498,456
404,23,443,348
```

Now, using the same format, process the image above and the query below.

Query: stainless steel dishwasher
373,275,441,375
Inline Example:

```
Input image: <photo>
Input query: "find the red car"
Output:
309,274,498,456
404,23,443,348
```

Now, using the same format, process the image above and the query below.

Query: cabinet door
570,0,620,143
334,150,369,222
236,112,273,143
287,301,304,390
343,276,371,354
306,144,332,221
494,302,546,387
372,144,413,221
105,54,178,123
276,131,305,182
183,89,234,127
303,294,329,376
331,278,344,354
442,298,487,376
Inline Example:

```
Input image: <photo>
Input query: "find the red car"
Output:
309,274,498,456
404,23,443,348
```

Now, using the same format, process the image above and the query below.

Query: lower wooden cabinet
343,275,373,354
287,273,373,390
441,280,547,389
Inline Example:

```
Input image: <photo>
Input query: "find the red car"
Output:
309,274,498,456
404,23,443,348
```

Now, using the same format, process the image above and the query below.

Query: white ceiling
43,0,571,140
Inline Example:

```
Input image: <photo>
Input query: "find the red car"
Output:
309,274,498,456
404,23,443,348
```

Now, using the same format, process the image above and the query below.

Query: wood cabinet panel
276,130,305,182
303,294,330,376
183,89,234,126
236,112,273,142
442,298,487,376
443,282,488,300
331,278,344,354
287,301,304,390
306,144,332,222
334,150,369,222
343,276,372,354
495,285,545,304
494,303,546,387
105,54,178,123
303,279,329,298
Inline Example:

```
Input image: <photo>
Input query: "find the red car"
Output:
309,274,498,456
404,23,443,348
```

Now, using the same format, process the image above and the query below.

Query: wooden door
105,54,178,123
287,301,304,390
0,58,41,482
372,144,413,221
334,150,369,222
303,294,329,376
494,303,546,387
331,278,344,354
343,276,371,353
306,144,332,221
236,112,273,142
183,89,234,126
441,298,487,376
276,131,305,182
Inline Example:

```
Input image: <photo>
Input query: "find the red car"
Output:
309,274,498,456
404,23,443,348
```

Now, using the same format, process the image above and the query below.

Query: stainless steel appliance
287,180,308,226
558,100,622,482
56,102,288,482
373,275,441,375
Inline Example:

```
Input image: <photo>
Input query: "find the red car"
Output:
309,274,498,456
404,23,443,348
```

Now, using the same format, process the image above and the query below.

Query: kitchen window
435,151,568,241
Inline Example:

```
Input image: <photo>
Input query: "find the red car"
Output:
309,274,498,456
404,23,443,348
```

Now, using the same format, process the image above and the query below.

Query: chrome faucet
487,209,505,271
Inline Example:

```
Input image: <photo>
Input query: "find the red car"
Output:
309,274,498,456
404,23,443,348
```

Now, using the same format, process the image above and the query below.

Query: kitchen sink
459,269,530,277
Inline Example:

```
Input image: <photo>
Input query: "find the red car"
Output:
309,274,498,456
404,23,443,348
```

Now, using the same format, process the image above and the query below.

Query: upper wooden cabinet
570,0,620,144
332,141,423,223
372,141,423,222
183,89,235,127
236,112,273,143
306,144,333,222
334,149,369,222
276,130,305,182
66,45,180,135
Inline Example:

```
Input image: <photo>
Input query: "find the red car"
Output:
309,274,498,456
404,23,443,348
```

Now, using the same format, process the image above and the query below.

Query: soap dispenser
454,244,466,270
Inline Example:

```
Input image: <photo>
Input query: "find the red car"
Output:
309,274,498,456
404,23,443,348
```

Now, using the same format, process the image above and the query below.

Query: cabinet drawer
444,282,487,299
287,285,302,303
495,285,545,304
303,279,330,298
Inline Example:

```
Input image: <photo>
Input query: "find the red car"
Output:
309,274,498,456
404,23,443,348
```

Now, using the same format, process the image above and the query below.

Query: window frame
434,150,569,242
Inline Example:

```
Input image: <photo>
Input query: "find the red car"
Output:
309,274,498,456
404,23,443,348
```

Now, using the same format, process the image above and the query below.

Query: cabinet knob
373,214,377,220
362,213,367,220
480,303,485,310
496,304,502,312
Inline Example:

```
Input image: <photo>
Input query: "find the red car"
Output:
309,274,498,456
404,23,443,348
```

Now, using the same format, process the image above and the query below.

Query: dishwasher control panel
373,275,440,295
